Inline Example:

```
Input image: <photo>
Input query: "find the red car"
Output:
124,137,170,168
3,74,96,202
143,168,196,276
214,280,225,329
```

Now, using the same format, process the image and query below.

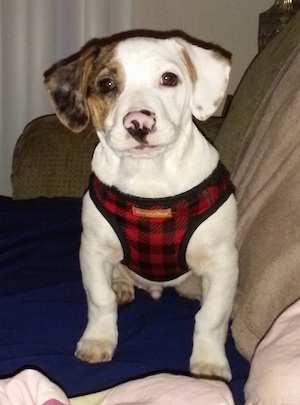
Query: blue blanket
0,196,248,403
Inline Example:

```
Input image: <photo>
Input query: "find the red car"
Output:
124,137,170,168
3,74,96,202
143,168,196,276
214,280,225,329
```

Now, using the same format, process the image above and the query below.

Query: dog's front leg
75,234,118,363
189,250,238,381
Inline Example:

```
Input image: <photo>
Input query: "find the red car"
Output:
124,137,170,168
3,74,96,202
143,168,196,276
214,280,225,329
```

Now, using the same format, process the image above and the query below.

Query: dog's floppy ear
174,38,231,121
44,45,98,132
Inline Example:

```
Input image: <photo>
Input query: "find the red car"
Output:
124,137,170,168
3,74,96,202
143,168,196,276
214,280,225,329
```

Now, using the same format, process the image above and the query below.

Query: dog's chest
89,163,234,282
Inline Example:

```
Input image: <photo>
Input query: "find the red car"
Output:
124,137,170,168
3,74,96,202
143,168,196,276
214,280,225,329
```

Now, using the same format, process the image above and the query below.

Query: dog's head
44,34,231,157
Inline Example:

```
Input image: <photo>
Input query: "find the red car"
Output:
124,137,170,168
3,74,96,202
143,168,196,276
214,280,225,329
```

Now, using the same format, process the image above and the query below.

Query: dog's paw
112,280,135,305
75,339,116,363
190,361,232,382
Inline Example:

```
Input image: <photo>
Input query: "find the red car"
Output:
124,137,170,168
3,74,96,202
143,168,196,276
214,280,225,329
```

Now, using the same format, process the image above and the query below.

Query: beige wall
131,0,275,114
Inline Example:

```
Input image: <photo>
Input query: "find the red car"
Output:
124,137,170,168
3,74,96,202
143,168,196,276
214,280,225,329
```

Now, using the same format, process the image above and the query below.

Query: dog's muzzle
123,110,156,144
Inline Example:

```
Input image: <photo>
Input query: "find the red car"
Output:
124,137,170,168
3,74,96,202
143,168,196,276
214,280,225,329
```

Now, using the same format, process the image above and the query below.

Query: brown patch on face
86,48,125,132
44,41,124,133
181,48,197,85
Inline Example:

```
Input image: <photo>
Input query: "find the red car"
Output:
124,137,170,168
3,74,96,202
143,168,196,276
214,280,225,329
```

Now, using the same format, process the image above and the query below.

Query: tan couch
11,12,300,361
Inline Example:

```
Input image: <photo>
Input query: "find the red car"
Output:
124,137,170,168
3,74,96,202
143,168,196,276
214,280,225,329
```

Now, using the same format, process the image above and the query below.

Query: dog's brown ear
174,38,231,121
44,46,98,132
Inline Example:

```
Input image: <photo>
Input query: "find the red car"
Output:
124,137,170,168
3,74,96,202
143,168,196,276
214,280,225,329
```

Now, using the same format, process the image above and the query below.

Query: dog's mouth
134,144,157,150
129,143,165,156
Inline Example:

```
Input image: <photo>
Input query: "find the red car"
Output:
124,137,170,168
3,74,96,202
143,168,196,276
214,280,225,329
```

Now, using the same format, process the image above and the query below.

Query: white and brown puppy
44,33,238,381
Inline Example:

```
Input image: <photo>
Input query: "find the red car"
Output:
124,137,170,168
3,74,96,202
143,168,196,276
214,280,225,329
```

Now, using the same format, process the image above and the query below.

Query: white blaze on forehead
115,38,188,84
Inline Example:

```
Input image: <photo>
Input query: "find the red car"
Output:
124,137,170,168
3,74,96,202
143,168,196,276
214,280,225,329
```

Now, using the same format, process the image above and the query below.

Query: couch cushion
11,115,98,199
229,13,300,360
214,12,300,172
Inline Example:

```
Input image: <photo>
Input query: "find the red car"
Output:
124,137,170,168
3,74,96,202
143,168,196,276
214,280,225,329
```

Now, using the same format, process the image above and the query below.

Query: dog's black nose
123,110,156,142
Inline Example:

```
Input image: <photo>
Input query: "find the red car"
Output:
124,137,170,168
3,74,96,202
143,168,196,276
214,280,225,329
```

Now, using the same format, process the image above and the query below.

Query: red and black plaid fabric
89,162,234,282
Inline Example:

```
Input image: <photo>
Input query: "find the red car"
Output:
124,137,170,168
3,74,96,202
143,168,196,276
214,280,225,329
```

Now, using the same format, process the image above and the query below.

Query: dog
44,32,239,381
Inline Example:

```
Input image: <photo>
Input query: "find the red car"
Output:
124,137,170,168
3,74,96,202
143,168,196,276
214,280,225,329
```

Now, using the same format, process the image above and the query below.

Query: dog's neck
92,124,219,198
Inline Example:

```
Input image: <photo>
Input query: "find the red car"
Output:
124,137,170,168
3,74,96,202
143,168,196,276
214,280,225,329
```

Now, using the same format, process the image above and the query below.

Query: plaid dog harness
89,162,234,282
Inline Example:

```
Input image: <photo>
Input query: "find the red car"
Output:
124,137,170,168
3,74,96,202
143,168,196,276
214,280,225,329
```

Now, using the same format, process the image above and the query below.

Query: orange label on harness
132,206,173,218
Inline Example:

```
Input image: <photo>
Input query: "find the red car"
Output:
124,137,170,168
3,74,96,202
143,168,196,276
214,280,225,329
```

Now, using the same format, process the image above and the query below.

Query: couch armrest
11,115,98,199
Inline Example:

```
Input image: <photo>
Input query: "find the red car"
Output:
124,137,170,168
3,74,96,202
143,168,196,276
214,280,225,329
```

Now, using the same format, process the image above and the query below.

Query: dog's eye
98,77,116,93
160,72,178,87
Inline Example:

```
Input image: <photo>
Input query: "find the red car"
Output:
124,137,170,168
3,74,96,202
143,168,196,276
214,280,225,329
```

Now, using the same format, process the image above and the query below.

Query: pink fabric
0,369,70,405
103,373,234,405
245,298,300,404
